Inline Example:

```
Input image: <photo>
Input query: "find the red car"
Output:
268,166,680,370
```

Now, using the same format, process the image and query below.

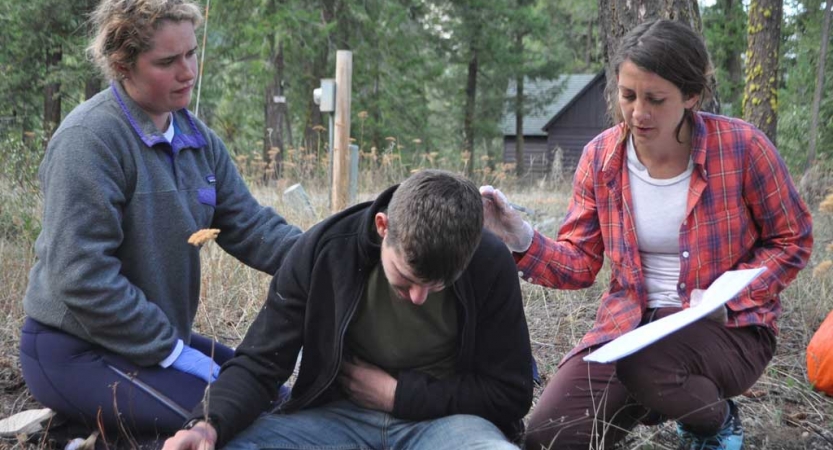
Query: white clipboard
583,267,766,363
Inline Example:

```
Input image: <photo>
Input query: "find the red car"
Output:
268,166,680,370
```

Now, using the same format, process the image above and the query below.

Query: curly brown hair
87,0,203,80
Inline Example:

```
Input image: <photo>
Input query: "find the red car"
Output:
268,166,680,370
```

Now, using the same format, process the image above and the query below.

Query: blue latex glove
170,345,220,383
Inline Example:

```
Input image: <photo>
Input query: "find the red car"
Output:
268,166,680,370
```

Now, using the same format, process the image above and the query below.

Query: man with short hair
163,170,534,450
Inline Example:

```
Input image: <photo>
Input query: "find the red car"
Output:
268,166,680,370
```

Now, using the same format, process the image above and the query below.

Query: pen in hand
508,202,535,216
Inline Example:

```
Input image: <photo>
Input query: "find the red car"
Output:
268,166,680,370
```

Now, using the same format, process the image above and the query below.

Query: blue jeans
225,400,518,450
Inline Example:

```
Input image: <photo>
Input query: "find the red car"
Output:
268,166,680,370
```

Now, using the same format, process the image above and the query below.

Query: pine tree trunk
85,76,102,100
265,39,287,179
304,54,327,158
304,0,336,157
463,46,478,177
514,31,525,178
585,19,594,70
371,65,382,159
598,0,720,119
368,11,382,159
84,0,102,101
515,75,525,178
723,0,743,112
742,0,782,144
43,44,62,139
805,0,832,172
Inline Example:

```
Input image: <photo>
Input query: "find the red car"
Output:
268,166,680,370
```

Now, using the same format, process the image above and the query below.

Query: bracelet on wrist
183,417,206,430
183,417,217,444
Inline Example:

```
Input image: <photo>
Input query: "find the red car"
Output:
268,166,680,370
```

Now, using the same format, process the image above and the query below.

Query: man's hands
170,346,220,384
338,358,397,412
162,421,217,450
690,289,728,324
479,185,534,253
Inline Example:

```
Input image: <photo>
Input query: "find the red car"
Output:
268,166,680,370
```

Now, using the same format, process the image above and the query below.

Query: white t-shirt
627,136,693,308
163,113,175,142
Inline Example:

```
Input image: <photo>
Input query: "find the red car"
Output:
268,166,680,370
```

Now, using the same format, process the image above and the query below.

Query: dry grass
1,171,832,449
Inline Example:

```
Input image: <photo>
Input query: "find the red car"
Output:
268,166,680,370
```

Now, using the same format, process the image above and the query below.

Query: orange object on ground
807,310,833,396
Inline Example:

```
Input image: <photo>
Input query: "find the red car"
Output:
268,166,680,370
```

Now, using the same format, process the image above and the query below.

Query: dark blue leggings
19,317,235,436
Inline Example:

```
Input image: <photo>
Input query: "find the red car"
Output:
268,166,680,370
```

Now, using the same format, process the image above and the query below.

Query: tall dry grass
0,149,832,449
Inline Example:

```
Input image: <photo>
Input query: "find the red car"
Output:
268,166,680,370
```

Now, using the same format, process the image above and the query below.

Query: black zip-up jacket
193,185,534,447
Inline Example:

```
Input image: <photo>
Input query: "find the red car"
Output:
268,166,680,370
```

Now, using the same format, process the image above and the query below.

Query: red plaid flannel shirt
517,112,813,364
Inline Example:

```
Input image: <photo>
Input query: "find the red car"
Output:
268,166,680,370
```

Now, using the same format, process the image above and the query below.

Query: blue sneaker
676,399,743,450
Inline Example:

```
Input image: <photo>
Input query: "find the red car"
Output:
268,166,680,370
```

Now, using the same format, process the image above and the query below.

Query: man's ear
375,213,388,239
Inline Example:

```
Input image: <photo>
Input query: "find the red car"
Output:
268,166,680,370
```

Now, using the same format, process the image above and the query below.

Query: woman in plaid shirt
482,19,813,450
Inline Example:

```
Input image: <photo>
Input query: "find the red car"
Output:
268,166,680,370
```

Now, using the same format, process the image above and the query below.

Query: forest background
2,0,832,186
1,0,833,449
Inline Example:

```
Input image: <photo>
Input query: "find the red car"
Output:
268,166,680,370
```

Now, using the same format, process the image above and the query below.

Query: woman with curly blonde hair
18,0,299,438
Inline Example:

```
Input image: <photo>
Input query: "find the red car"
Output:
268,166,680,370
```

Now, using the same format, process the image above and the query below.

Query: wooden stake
331,51,352,213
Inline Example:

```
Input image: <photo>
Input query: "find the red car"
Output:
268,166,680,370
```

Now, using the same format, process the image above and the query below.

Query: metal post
349,144,359,204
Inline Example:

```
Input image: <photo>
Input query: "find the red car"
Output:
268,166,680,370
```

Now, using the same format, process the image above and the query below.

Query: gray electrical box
318,79,335,113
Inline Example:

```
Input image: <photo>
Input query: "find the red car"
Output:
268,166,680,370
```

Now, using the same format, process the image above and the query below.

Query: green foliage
0,132,44,193
0,133,43,245
701,0,833,176
702,0,748,116
1,0,599,183
538,0,602,74
0,192,43,246
194,0,588,178
778,0,833,175
0,0,96,133
348,0,446,156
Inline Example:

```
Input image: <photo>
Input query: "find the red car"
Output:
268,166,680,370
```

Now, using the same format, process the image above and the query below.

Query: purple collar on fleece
110,81,207,153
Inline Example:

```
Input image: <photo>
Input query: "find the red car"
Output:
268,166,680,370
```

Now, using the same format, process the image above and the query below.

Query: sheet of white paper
583,267,766,363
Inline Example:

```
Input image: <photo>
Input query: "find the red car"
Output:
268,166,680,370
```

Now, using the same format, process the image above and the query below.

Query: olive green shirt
346,264,458,379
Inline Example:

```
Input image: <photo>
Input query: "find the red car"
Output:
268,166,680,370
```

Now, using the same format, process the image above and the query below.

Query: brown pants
524,308,776,450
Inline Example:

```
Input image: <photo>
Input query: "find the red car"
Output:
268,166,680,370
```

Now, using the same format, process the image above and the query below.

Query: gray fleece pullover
23,82,301,366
